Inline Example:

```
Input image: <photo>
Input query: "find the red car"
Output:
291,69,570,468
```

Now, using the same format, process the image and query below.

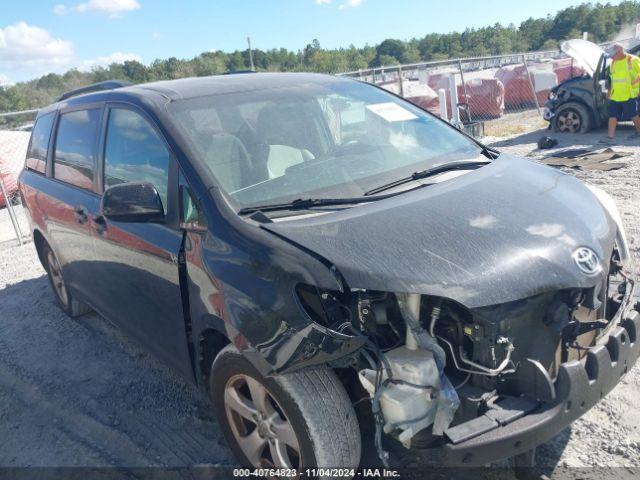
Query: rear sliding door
45,106,103,301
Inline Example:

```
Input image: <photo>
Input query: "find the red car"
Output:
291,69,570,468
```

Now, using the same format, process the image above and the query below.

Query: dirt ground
484,110,548,138
0,122,639,476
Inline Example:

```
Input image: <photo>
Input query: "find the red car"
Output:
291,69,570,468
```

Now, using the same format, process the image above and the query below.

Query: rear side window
104,108,170,209
53,109,101,190
26,112,55,173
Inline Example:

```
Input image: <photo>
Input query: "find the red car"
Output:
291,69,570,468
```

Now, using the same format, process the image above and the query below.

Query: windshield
167,76,483,209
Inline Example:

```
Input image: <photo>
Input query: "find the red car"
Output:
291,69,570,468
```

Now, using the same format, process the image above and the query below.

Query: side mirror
101,182,165,223
598,79,608,94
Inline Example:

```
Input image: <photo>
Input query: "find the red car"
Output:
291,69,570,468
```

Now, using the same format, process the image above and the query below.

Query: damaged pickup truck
19,73,640,473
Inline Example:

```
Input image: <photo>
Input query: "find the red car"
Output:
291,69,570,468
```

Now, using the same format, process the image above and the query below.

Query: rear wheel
211,345,361,473
43,244,91,317
552,102,592,133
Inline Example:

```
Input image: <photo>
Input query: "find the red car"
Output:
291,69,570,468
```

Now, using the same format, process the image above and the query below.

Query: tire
42,243,91,317
211,344,361,473
552,102,592,133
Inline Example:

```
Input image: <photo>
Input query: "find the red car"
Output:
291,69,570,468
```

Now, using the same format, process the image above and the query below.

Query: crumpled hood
263,156,617,308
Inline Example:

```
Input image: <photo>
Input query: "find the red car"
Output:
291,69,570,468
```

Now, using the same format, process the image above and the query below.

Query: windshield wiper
238,191,407,215
364,159,491,196
480,145,500,159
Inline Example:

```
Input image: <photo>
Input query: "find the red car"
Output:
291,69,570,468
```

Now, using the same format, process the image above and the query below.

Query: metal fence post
522,54,541,115
0,176,24,246
449,74,461,126
438,88,449,121
458,59,471,123
397,66,404,97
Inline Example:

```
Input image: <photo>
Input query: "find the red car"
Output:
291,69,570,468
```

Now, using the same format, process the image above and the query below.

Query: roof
122,72,349,101
36,72,352,118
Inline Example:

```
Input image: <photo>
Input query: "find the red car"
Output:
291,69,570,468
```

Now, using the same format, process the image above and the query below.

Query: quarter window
53,109,101,190
26,112,55,174
179,172,206,228
104,108,170,211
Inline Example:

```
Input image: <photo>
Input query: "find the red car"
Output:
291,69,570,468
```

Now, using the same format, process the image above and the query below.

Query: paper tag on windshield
366,102,418,122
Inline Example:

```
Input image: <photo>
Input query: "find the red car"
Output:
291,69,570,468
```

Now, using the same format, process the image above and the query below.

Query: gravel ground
0,123,639,476
0,210,235,468
0,202,28,245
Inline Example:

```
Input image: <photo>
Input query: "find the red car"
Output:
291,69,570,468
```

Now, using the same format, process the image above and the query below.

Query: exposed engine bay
296,247,634,465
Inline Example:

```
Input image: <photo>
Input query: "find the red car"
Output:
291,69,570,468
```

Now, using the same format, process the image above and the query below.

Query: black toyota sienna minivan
19,73,639,474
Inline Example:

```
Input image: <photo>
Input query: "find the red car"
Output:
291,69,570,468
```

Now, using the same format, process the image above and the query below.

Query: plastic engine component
359,345,440,445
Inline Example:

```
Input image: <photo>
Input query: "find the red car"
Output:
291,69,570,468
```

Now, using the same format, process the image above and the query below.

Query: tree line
2,1,640,124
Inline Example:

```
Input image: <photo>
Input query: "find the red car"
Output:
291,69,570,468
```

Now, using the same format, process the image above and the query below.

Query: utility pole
247,37,255,71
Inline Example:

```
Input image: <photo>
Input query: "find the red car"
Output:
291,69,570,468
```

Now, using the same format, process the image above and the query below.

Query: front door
594,54,610,124
90,105,193,381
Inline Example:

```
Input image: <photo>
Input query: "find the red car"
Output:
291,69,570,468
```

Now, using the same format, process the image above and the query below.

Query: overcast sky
0,0,628,85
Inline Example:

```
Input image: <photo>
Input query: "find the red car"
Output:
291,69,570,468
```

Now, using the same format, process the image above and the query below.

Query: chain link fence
0,130,32,245
341,50,570,132
340,38,635,135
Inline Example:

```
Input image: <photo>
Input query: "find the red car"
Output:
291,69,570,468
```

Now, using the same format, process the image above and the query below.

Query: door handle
92,214,107,234
74,206,88,224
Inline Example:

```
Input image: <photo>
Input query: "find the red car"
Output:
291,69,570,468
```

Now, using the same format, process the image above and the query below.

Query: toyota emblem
572,247,601,276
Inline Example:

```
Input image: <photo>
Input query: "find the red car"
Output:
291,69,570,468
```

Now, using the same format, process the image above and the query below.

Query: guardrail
0,108,39,118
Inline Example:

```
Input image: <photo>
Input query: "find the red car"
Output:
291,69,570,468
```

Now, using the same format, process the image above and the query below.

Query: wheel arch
32,229,49,269
195,321,364,401
198,326,230,389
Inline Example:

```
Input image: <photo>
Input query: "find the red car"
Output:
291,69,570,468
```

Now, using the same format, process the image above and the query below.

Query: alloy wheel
556,109,582,133
224,374,300,468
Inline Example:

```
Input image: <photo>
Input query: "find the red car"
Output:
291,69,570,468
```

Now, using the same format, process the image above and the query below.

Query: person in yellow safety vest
601,43,640,144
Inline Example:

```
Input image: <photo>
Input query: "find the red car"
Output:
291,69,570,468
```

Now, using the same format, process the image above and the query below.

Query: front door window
104,108,170,210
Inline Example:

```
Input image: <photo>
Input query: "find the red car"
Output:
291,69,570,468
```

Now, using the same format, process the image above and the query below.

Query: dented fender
182,187,365,381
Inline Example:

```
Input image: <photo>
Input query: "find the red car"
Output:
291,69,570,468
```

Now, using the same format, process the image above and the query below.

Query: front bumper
543,98,559,121
442,303,640,466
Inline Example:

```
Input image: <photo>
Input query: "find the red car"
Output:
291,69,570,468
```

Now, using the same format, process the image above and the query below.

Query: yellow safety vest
610,54,640,101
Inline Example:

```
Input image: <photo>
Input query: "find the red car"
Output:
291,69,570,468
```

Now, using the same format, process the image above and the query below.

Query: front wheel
211,345,361,472
552,102,592,133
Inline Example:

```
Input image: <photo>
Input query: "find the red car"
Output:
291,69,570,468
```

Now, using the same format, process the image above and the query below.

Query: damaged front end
296,283,462,464
295,246,638,466
246,156,640,466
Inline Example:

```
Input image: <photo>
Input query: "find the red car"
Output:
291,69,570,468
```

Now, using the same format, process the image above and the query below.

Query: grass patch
483,111,547,137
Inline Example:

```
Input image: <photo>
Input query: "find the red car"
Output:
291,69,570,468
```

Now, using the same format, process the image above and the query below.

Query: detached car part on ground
545,39,640,133
18,73,640,474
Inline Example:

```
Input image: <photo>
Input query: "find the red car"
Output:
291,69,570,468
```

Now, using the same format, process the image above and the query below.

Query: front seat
255,103,330,178
203,133,253,192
